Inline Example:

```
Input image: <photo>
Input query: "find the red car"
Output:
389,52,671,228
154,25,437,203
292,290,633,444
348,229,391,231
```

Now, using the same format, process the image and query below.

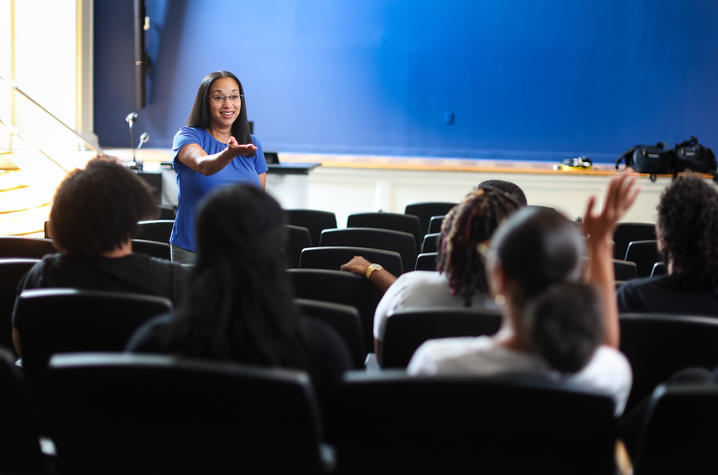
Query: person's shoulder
172,126,207,151
136,254,191,277
175,126,205,138
19,253,64,288
617,275,672,303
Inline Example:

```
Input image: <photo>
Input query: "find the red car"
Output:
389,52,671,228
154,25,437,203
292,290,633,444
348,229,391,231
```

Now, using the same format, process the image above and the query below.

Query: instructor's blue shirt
170,127,268,251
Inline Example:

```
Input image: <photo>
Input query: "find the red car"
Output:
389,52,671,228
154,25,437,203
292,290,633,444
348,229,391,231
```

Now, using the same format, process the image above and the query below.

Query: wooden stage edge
104,148,707,179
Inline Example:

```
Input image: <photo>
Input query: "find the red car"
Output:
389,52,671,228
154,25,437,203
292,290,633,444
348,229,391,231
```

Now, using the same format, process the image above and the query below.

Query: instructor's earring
493,294,506,306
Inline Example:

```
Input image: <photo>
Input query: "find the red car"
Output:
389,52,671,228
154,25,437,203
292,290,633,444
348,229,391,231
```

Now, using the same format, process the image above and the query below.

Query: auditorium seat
14,288,171,396
421,232,441,253
347,212,423,249
0,237,56,259
44,353,325,475
285,225,312,268
131,239,171,260
288,268,383,356
136,220,174,244
414,252,437,271
650,262,666,277
619,313,718,412
613,223,656,261
0,348,47,475
300,246,404,277
334,371,616,474
319,228,416,274
634,384,718,475
428,215,446,234
0,258,39,356
624,240,660,278
613,259,638,281
381,307,502,368
296,298,365,368
404,202,456,236
285,209,337,247
158,205,177,220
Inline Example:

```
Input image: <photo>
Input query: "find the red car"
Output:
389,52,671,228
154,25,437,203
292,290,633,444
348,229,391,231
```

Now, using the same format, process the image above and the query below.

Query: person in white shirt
408,173,640,415
341,185,522,361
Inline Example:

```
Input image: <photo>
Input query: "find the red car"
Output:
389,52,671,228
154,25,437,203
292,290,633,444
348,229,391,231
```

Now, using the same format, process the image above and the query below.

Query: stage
106,148,687,226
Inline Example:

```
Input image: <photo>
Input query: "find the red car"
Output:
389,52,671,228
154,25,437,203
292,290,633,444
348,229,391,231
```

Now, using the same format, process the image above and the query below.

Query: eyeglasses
210,95,241,104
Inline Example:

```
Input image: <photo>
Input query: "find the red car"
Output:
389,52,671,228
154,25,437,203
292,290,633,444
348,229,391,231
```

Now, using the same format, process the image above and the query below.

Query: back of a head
438,187,521,306
524,282,603,373
170,184,308,368
657,174,718,286
49,157,157,255
194,184,285,268
478,179,528,207
491,206,584,307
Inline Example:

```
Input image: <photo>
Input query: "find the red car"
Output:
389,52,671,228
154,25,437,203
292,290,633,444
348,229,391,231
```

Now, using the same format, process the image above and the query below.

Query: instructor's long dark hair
186,70,252,144
164,184,311,370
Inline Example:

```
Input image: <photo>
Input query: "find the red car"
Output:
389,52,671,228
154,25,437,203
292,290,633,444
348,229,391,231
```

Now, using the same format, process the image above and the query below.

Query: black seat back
624,240,660,278
619,313,718,411
288,269,382,356
131,239,171,260
404,202,456,235
335,372,616,475
320,228,415,273
300,246,404,276
285,209,337,246
0,349,46,475
0,258,39,355
296,298,364,368
347,212,423,249
414,252,437,271
381,308,502,368
613,223,656,260
14,288,171,393
136,220,174,244
635,384,718,475
45,353,323,475
428,215,446,234
285,225,312,268
0,237,56,259
421,232,441,253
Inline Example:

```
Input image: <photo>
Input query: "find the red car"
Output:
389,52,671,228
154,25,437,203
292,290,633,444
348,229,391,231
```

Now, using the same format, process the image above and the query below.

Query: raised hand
583,171,641,244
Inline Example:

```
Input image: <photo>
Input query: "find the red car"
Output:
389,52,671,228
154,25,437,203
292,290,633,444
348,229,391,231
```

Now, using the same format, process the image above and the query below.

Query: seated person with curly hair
617,174,718,315
341,186,522,360
12,158,190,354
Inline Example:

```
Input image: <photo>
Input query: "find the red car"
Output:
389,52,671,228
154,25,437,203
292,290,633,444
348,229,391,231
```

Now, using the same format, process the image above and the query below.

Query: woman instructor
170,71,268,264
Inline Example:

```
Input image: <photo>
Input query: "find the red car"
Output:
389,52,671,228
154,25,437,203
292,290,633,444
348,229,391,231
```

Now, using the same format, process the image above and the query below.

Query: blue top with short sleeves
169,127,268,251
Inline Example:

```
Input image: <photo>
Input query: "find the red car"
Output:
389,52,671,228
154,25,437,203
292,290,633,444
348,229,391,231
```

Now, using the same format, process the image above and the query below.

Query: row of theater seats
10,284,718,413
2,325,718,474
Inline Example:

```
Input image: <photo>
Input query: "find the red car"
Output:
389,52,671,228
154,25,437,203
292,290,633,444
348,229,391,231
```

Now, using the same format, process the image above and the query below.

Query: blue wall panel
93,0,718,162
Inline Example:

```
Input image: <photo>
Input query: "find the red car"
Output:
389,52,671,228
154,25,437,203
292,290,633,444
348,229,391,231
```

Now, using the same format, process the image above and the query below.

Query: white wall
267,167,668,228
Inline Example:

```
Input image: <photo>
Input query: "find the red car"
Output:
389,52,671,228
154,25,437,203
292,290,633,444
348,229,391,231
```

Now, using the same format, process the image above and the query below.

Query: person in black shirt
126,184,352,429
12,157,190,355
617,174,718,316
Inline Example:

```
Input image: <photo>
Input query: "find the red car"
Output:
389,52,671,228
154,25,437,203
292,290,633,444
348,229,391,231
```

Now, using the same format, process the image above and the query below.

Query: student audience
12,157,190,355
617,174,718,315
126,184,352,414
407,173,640,415
341,185,522,359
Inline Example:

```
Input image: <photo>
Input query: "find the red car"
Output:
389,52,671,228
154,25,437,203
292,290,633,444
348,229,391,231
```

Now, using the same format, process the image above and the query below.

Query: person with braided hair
408,173,640,415
341,186,522,360
617,174,718,314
